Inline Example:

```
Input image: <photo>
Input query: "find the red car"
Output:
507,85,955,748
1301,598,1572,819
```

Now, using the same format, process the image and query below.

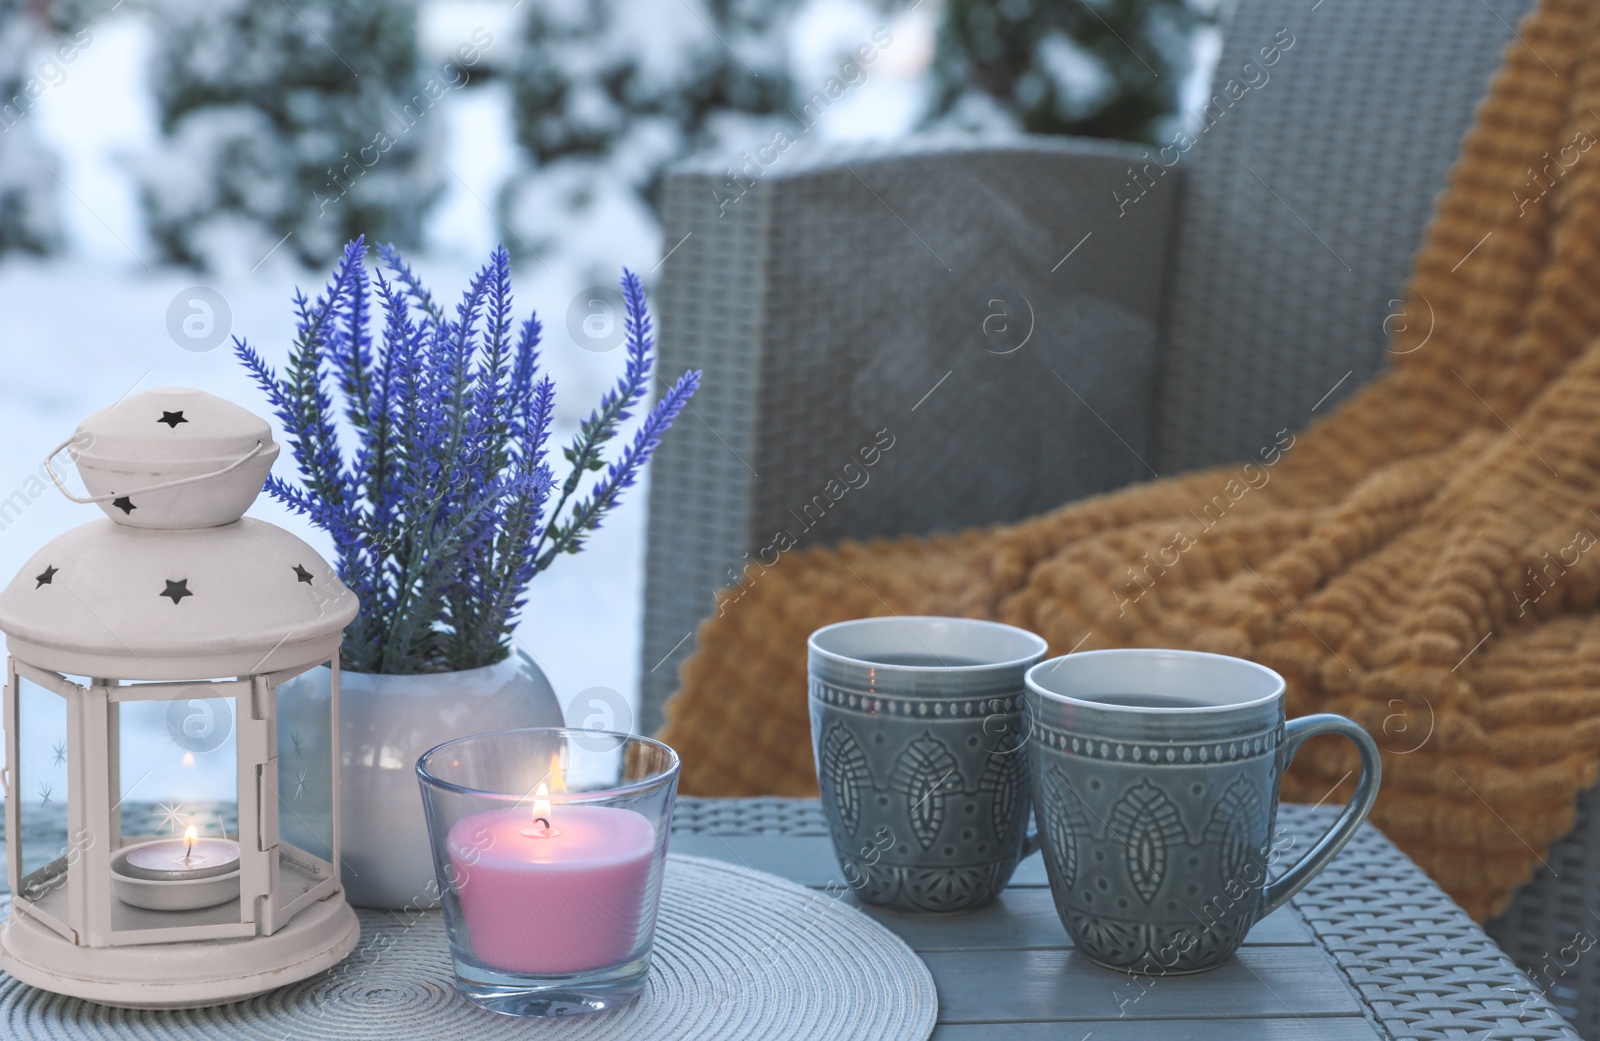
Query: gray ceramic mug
809,616,1049,913
1026,648,1381,973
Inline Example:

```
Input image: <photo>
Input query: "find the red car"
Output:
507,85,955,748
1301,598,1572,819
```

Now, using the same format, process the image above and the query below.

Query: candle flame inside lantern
183,824,198,864
181,751,195,767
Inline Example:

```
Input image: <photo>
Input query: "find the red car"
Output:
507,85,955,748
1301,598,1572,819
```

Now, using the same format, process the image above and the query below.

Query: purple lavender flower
235,239,699,673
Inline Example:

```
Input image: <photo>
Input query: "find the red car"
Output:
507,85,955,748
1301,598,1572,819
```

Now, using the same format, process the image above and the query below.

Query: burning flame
183,824,198,862
524,753,566,837
531,782,552,826
181,752,195,767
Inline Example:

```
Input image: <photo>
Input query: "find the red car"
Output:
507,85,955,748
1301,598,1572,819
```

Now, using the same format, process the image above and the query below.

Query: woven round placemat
0,854,937,1041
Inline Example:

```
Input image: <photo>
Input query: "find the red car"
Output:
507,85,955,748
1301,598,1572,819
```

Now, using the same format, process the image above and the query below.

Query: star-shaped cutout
161,578,192,604
292,563,314,584
157,801,186,833
112,496,136,514
290,731,304,757
50,740,66,768
37,783,52,807
293,771,308,799
158,410,188,429
35,565,57,588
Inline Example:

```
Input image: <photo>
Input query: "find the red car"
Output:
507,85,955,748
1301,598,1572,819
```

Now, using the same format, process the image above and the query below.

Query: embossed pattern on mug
810,677,1031,914
1031,715,1284,972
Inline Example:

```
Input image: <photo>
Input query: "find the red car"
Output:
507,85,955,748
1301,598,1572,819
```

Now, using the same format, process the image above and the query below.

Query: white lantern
0,387,360,1007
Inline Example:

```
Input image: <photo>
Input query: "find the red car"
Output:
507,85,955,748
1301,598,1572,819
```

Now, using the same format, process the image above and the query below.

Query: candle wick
520,818,562,838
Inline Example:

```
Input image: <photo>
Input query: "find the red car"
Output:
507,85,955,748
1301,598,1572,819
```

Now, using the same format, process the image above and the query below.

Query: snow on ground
0,249,654,725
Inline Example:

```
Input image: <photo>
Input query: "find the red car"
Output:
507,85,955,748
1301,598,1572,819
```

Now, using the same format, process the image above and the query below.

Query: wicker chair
639,0,1594,1032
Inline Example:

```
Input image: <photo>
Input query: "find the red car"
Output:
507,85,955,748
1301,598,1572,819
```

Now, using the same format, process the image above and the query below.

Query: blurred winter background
0,0,1220,727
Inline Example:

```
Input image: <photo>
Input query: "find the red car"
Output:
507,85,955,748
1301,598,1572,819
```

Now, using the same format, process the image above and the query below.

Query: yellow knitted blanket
659,0,1600,921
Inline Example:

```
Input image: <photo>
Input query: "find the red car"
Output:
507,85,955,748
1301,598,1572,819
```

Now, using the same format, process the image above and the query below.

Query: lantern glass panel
115,687,239,851
13,673,71,905
275,667,334,864
104,684,248,938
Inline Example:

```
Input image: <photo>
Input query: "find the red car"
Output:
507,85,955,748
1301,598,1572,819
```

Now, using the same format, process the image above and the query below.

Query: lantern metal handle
43,438,268,505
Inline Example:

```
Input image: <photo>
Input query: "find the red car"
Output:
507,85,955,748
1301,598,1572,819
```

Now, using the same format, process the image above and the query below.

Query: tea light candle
121,825,239,878
448,787,656,975
111,825,242,911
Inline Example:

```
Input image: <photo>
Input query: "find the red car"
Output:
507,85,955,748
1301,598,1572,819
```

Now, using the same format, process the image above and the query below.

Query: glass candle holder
416,728,679,1016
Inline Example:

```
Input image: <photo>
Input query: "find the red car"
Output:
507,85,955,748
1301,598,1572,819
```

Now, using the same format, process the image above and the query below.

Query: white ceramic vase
278,651,564,910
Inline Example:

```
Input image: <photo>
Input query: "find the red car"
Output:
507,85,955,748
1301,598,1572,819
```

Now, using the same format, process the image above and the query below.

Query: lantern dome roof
0,518,357,681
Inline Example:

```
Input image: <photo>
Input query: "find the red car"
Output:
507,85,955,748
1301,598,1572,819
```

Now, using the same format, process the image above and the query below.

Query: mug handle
1257,713,1382,920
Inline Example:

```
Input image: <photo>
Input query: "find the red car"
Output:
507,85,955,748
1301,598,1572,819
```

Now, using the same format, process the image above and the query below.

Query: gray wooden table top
669,798,1579,1041
0,798,1580,1039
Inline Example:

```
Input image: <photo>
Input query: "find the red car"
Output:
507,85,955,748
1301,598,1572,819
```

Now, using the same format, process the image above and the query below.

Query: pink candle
447,804,657,975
